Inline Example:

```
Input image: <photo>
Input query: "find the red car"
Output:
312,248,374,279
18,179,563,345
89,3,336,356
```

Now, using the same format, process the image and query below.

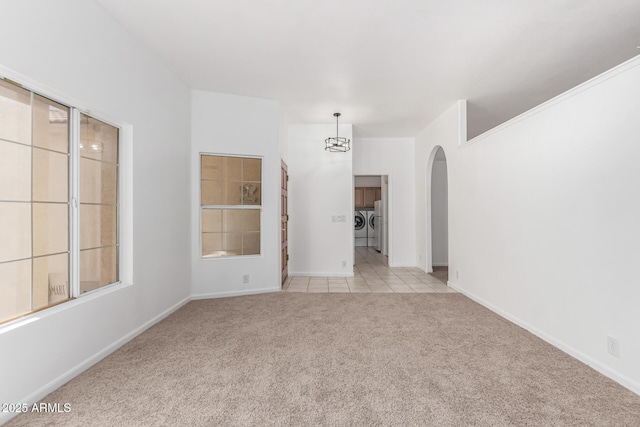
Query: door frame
280,159,288,286
425,145,447,273
352,174,393,266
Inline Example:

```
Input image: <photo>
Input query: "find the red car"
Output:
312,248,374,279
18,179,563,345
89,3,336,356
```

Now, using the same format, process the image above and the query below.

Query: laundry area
354,175,388,257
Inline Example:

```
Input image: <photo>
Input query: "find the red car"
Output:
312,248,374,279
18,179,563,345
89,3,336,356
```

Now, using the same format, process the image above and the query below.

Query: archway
426,146,448,280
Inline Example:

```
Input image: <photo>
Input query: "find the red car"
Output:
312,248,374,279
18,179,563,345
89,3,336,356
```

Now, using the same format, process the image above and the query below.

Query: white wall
415,104,461,272
288,125,353,276
431,153,449,266
416,57,640,394
354,176,381,187
191,91,282,297
353,138,415,267
0,1,191,422
280,114,289,165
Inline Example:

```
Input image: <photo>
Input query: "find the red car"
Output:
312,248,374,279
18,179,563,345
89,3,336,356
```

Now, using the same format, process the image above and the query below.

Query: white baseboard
288,272,354,278
387,263,416,268
447,281,640,396
0,296,191,426
191,287,281,300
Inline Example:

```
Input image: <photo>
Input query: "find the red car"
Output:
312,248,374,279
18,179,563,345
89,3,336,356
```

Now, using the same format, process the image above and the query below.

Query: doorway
427,147,448,281
353,175,389,267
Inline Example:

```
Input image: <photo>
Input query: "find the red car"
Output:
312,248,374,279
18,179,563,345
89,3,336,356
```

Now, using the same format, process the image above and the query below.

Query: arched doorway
426,146,448,281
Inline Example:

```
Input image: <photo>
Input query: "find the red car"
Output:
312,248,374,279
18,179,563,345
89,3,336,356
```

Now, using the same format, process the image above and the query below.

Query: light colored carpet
7,293,640,426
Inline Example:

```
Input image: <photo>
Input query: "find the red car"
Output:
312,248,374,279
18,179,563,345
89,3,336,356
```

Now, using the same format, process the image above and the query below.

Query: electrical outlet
341,260,347,268
607,336,620,357
242,274,250,284
456,270,459,280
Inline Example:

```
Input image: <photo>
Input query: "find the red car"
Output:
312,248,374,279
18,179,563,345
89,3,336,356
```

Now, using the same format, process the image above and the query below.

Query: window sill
0,280,133,335
201,254,263,260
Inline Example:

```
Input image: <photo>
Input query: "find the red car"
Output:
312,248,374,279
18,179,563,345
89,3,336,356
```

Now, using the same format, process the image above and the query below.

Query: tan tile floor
283,247,457,293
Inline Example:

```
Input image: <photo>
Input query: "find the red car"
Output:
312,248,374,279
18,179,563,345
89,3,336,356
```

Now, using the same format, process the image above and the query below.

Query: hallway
284,247,455,293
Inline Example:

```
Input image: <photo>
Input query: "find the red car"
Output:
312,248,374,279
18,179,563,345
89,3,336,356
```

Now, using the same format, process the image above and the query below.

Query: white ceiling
96,0,640,138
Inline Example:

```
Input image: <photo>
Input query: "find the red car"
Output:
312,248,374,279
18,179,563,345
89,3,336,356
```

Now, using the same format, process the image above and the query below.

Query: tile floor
283,247,457,293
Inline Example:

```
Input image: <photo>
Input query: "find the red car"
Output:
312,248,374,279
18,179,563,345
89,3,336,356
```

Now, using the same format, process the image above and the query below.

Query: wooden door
281,160,289,286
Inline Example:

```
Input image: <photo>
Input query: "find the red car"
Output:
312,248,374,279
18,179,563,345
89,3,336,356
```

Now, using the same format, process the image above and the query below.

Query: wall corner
458,100,467,146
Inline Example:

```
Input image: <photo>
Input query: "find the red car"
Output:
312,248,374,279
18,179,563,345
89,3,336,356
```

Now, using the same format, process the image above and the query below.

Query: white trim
202,205,261,209
386,173,393,266
0,282,133,335
0,64,135,327
431,262,449,267
118,124,134,287
198,153,264,260
0,66,127,130
200,254,263,261
280,158,288,288
424,145,449,274
385,263,416,268
69,108,81,298
191,288,281,300
353,172,394,266
448,281,640,396
288,272,355,278
462,54,640,147
0,296,190,426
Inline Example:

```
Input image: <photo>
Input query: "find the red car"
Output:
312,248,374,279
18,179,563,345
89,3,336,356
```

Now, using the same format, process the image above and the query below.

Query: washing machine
355,210,367,247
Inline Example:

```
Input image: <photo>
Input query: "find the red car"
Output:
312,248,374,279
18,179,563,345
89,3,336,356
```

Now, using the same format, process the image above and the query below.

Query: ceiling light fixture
325,112,350,152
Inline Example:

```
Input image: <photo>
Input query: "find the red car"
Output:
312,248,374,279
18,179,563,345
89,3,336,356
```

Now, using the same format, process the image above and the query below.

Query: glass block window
0,77,120,325
79,115,119,293
200,155,261,257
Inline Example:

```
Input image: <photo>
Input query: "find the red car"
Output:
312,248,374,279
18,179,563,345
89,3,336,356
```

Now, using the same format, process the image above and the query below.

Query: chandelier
324,112,350,152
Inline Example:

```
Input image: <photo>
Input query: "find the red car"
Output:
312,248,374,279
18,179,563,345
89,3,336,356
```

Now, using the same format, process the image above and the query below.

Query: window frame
199,152,263,259
0,69,132,328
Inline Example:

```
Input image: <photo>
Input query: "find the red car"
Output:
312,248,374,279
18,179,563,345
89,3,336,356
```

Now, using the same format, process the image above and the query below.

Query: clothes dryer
367,210,377,248
374,200,382,252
